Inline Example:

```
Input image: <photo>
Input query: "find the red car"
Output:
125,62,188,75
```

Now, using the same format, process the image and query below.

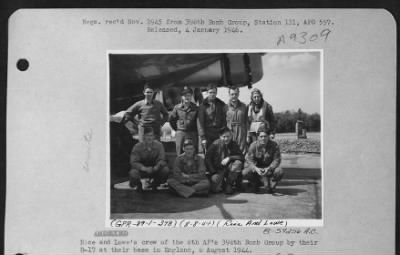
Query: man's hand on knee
141,166,153,174
221,157,230,166
211,174,222,184
254,167,263,176
265,167,274,177
152,164,162,173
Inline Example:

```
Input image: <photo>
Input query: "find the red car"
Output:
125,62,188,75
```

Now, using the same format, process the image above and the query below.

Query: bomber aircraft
109,53,264,178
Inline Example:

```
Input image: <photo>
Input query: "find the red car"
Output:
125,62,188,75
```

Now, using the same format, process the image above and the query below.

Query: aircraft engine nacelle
109,53,264,113
176,53,264,88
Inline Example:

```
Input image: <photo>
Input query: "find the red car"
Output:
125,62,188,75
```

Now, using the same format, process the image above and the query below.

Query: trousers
204,129,220,150
129,165,169,187
167,178,210,198
210,160,243,193
242,166,284,189
175,130,199,155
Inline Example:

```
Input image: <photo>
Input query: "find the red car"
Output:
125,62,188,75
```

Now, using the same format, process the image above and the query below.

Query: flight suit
169,102,199,155
243,139,284,191
167,154,210,198
226,100,248,154
197,97,227,149
247,100,276,144
205,139,244,193
129,140,169,188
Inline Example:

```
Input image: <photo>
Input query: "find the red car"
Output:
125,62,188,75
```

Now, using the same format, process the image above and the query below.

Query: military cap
183,138,194,147
257,124,271,135
181,86,193,95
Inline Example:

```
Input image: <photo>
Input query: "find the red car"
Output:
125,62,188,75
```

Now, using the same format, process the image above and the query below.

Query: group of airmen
122,83,284,198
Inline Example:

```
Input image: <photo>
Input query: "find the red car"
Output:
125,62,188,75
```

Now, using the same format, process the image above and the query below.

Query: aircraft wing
109,53,264,112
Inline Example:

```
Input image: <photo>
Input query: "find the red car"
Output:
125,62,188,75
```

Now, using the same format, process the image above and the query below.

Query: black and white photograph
109,51,322,220
4,8,396,255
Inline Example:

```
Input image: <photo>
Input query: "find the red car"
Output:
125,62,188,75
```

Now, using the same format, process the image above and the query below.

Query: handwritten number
277,29,331,46
309,33,318,41
321,28,331,41
298,32,307,44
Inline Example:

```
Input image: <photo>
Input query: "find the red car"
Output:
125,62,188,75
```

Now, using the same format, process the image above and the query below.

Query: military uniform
225,100,248,154
125,99,169,141
247,100,276,143
129,140,169,189
167,153,210,198
205,139,244,193
169,102,199,155
197,98,227,149
243,139,284,192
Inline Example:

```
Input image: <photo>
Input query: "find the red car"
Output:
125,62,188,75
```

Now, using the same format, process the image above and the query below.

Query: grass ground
275,132,320,154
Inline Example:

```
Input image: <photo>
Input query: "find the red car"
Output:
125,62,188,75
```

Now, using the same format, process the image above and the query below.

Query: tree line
275,108,320,133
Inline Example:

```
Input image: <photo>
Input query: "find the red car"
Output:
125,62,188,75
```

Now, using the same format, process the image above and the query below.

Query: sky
218,52,321,114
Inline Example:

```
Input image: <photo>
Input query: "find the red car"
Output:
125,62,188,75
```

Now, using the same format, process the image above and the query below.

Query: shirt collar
204,97,217,105
144,99,153,105
219,139,230,147
182,153,198,161
256,140,270,148
180,102,192,110
143,141,154,149
229,99,241,108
